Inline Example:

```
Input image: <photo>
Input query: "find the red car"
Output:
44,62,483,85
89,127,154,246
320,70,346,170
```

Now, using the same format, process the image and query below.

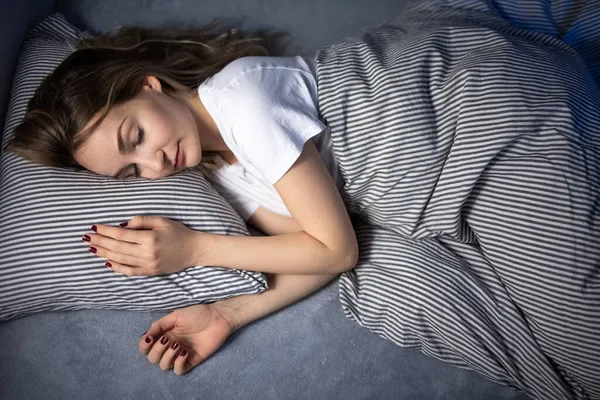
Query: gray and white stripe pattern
315,1,600,399
0,13,267,323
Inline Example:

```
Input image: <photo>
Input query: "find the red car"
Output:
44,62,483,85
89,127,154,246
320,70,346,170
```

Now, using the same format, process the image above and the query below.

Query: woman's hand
83,215,200,276
139,303,237,375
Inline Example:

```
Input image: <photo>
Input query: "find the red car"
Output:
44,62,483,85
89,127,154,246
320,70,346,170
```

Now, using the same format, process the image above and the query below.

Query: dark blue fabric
57,0,410,57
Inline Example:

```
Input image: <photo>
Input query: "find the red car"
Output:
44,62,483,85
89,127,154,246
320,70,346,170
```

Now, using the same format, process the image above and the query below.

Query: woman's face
74,76,204,179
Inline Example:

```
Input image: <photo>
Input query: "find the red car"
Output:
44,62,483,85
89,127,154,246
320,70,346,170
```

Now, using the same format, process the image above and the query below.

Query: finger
91,223,151,245
88,244,148,273
148,335,172,364
105,259,149,276
173,349,191,376
139,312,178,354
123,215,165,230
140,332,156,354
84,233,143,259
159,340,182,371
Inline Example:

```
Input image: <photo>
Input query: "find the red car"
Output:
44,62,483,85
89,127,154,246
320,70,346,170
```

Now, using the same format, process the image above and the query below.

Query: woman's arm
215,272,338,331
200,230,354,274
215,203,339,330
138,200,341,376
192,141,359,275
247,206,302,236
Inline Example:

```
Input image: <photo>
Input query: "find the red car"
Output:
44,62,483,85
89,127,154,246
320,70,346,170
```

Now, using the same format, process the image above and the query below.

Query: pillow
0,12,268,323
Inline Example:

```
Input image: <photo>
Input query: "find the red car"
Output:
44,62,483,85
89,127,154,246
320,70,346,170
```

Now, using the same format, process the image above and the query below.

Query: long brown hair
3,20,289,173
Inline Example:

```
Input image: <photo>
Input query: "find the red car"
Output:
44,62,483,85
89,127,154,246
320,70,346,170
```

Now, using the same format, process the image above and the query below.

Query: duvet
314,1,600,399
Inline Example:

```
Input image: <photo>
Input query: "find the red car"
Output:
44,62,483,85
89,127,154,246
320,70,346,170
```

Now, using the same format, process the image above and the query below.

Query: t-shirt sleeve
222,66,326,185
207,178,260,221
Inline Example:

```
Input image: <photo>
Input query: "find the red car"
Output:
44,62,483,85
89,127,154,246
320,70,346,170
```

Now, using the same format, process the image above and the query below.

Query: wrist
212,295,252,332
189,230,214,267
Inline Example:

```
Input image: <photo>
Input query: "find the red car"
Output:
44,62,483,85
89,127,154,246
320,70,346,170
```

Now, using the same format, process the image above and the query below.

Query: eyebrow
113,117,130,178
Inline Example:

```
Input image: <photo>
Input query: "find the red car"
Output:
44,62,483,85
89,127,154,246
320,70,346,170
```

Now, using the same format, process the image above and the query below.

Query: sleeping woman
4,1,599,399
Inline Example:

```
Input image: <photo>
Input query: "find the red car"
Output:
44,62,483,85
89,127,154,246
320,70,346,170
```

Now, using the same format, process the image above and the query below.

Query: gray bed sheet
0,277,528,400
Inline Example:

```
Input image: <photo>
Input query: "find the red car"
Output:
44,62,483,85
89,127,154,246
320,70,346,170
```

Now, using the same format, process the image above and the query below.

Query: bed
2,0,597,399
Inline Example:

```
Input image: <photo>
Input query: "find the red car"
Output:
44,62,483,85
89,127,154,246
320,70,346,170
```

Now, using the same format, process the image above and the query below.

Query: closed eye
132,127,144,178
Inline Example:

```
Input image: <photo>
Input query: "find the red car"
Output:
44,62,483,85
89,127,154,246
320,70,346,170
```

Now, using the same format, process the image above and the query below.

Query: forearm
214,272,338,331
197,231,355,275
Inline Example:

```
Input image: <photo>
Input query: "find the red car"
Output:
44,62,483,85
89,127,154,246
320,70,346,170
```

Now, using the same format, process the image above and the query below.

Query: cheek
169,108,192,140
146,111,175,141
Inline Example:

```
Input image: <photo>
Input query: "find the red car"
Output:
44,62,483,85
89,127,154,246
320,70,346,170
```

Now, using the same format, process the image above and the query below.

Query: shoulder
201,56,317,92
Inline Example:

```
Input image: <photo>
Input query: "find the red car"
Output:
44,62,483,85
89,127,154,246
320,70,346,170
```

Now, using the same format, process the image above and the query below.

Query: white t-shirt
197,56,343,220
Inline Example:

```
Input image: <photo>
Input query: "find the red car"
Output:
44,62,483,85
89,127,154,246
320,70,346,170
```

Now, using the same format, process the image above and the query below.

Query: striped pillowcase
0,12,267,322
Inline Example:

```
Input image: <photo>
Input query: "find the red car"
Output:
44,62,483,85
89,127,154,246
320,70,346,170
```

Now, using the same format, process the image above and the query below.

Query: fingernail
88,247,97,254
82,235,91,242
105,261,112,268
171,342,179,350
160,336,168,345
141,331,147,337
180,350,187,357
119,222,128,227
144,336,152,344
91,225,97,232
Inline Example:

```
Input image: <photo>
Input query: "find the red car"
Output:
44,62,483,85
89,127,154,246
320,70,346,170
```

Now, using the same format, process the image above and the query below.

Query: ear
142,75,163,93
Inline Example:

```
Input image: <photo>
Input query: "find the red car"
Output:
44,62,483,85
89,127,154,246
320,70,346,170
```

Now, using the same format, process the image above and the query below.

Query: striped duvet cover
314,1,600,399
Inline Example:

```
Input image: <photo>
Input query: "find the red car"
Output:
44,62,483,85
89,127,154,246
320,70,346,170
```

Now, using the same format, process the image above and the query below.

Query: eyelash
133,127,144,178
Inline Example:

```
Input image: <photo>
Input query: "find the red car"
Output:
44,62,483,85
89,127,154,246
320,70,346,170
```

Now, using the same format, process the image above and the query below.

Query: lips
174,143,179,168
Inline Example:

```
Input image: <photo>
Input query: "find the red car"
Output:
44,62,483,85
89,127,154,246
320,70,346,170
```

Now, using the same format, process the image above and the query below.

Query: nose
140,150,168,177
133,149,170,179
155,149,168,170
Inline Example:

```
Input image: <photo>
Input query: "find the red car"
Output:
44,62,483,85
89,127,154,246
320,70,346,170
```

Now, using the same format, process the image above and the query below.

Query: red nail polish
161,336,168,345
144,336,151,344
88,247,97,253
105,261,112,268
91,225,97,232
171,342,179,350
180,350,187,357
82,235,91,242
119,222,128,227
